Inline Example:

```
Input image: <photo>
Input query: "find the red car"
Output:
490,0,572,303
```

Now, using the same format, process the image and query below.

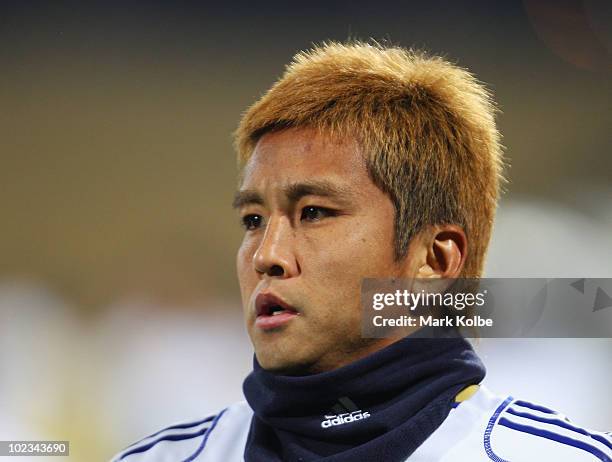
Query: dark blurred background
0,1,610,460
2,0,610,307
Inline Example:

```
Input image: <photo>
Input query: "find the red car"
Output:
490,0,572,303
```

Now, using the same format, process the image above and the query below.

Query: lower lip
255,311,299,330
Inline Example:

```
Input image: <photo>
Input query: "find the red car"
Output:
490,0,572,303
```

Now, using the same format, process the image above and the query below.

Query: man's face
235,127,411,374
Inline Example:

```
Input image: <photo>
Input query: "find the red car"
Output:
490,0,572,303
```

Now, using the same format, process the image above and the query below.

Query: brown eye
301,206,332,222
242,214,263,230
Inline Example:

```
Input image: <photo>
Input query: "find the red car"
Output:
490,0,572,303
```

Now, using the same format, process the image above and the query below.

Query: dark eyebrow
232,190,264,209
284,180,353,204
232,180,353,209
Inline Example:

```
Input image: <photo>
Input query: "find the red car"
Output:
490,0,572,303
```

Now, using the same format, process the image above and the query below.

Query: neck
277,335,406,376
243,332,486,462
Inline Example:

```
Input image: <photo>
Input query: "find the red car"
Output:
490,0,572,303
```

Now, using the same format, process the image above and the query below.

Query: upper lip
255,292,298,316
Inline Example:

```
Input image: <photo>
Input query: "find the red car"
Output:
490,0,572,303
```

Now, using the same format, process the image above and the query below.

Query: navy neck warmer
243,333,485,462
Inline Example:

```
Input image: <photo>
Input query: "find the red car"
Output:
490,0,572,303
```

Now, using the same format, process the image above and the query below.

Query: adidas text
321,410,371,428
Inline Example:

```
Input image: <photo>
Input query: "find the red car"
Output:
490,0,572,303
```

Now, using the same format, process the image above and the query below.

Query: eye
301,206,334,222
241,214,263,230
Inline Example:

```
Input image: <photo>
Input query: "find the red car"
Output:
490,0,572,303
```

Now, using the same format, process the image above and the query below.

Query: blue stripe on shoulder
183,408,227,462
512,400,559,415
498,417,611,462
506,407,612,452
124,415,216,450
148,416,216,439
119,418,217,461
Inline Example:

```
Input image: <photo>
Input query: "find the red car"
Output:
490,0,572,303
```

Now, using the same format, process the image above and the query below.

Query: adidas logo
320,397,371,429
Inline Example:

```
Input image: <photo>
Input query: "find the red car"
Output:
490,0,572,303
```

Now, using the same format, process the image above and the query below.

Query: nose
253,216,299,278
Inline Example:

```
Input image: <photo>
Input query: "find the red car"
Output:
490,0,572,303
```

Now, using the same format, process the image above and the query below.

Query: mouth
254,292,300,330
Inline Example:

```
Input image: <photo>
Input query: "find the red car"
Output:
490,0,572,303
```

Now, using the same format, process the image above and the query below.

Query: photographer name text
372,314,493,327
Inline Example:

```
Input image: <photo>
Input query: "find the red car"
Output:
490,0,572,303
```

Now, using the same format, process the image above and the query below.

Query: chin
255,350,316,376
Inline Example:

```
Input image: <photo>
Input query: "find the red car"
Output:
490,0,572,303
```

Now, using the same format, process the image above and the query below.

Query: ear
417,225,467,279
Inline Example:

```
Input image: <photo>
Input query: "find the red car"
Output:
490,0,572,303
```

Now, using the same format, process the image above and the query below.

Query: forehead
240,127,366,188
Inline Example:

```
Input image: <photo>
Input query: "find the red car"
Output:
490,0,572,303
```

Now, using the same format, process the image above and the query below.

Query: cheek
236,240,258,303
303,232,375,300
236,241,249,273
303,223,396,300
319,225,394,271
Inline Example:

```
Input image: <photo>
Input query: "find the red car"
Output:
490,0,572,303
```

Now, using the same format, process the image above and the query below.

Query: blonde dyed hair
235,41,504,277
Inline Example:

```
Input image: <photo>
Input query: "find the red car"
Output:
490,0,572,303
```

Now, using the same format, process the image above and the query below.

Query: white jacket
112,386,612,461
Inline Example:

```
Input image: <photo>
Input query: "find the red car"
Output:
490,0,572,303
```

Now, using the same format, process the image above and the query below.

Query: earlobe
416,262,437,278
